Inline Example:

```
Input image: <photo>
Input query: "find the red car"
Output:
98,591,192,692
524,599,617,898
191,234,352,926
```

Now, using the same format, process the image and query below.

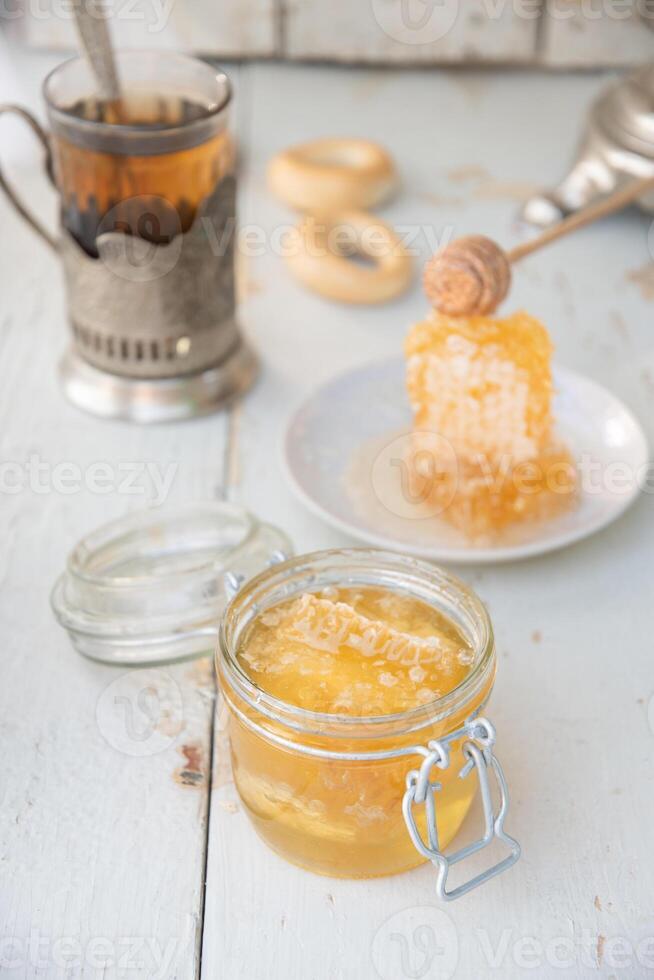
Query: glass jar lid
51,502,292,666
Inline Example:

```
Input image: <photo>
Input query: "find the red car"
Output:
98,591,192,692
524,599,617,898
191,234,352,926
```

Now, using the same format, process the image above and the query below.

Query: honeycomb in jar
405,310,577,539
237,586,475,716
232,585,484,877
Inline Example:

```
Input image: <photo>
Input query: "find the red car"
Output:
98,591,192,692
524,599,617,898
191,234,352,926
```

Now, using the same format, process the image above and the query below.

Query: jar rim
217,548,495,739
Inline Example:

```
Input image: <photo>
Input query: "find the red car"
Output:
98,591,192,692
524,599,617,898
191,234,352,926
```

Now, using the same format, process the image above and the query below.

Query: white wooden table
1,47,653,980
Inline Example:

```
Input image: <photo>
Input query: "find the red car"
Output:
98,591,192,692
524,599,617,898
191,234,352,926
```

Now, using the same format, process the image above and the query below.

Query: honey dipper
424,175,654,316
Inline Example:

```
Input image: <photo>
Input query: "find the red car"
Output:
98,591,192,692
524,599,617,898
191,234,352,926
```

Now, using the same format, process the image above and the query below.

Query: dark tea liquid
51,93,233,256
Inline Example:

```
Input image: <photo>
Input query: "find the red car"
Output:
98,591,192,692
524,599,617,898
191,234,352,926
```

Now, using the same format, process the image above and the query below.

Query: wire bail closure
402,717,521,902
224,549,290,601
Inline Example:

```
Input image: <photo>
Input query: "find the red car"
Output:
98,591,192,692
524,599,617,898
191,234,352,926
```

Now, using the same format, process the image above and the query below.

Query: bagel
268,138,397,213
285,210,413,305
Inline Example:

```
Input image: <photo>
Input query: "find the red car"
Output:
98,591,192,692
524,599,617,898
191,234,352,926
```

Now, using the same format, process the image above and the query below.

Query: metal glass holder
59,338,257,424
57,177,257,422
0,85,257,423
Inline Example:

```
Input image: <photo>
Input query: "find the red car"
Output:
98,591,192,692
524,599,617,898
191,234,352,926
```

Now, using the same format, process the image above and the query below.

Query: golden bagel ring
285,210,413,305
268,138,397,212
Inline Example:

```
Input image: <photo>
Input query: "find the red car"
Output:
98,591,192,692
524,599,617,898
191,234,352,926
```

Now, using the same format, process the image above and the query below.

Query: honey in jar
217,550,513,883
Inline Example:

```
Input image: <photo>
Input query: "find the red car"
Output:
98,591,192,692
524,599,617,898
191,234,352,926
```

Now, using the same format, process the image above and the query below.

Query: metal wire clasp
223,549,290,600
402,717,521,902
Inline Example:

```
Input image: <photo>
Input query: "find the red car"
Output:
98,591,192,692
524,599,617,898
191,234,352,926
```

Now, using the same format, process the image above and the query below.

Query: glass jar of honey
52,506,519,899
217,548,520,899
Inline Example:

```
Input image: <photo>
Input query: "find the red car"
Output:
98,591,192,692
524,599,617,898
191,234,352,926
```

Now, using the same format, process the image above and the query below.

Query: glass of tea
46,50,234,254
0,52,255,421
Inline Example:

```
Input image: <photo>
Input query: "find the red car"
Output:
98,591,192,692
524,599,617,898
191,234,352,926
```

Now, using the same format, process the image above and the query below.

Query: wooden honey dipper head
423,175,654,318
423,235,511,317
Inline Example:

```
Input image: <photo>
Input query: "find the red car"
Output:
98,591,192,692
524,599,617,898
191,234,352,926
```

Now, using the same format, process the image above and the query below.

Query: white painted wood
21,0,277,57
0,50,233,980
17,0,654,67
541,1,654,66
202,62,654,979
283,0,540,64
4,48,654,980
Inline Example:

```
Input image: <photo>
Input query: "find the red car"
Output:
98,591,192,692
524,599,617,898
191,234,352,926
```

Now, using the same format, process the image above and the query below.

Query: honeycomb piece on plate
405,310,577,539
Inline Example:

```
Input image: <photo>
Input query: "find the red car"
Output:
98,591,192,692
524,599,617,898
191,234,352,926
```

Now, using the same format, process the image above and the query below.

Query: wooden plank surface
0,50,232,980
17,0,654,67
21,0,277,57
3,48,654,980
541,1,654,67
283,0,541,64
202,62,654,979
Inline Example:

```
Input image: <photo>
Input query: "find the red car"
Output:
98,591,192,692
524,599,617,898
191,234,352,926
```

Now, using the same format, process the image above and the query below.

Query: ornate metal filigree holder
58,177,256,423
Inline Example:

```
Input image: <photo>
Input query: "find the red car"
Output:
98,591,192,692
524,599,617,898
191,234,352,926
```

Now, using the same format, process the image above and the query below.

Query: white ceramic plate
283,358,649,564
